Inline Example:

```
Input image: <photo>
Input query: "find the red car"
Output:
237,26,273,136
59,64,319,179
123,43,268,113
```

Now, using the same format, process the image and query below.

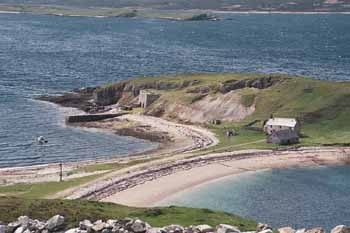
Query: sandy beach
0,114,218,185
99,147,350,207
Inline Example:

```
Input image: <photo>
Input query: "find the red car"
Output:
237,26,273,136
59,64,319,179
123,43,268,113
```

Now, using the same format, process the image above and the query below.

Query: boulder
305,228,324,233
80,220,93,231
0,226,6,233
259,230,273,233
163,225,184,233
146,228,163,233
6,221,21,233
332,226,350,233
194,225,213,233
92,221,106,232
46,215,65,232
31,220,46,232
279,227,296,233
65,228,78,233
256,224,272,233
17,217,30,228
14,227,25,233
128,220,147,233
216,224,241,233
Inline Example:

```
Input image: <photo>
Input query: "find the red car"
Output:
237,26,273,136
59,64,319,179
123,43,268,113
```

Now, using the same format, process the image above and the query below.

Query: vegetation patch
0,197,256,230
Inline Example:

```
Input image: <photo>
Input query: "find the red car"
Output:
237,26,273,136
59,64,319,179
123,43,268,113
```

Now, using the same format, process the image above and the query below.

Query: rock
106,221,118,228
80,220,93,231
17,217,30,228
6,221,21,233
46,215,65,232
194,225,213,233
163,225,184,233
295,229,306,233
92,221,106,232
14,227,25,233
128,220,147,233
102,229,113,233
259,230,273,233
30,220,46,232
66,228,78,233
332,226,350,233
279,227,296,233
305,228,324,233
0,226,6,233
216,224,241,233
256,224,272,233
146,228,163,233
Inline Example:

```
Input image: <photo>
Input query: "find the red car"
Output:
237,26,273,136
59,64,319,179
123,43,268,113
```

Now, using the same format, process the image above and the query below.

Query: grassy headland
95,73,350,152
0,197,256,230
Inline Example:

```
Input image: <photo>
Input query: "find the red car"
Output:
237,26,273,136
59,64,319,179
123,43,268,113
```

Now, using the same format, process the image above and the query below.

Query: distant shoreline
0,9,350,20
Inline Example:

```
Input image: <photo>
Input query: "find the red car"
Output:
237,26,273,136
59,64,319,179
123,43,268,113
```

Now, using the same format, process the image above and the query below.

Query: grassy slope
123,73,350,151
0,197,256,230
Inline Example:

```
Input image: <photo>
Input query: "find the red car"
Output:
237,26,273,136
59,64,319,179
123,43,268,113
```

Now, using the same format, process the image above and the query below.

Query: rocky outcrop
93,79,201,106
219,76,285,94
2,216,350,233
331,225,350,233
38,87,98,112
0,217,248,233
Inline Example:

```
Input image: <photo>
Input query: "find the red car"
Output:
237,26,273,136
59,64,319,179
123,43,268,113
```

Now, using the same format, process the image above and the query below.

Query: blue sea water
159,166,350,231
1,13,350,167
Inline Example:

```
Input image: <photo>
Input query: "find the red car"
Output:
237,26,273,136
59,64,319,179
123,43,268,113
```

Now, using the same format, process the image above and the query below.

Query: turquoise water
159,166,350,231
1,13,350,167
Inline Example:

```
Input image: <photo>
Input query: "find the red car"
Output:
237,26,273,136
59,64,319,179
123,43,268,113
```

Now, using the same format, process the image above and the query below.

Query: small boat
37,136,48,144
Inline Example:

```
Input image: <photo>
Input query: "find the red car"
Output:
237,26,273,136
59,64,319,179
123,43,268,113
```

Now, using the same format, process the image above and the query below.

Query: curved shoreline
96,147,350,207
0,111,218,185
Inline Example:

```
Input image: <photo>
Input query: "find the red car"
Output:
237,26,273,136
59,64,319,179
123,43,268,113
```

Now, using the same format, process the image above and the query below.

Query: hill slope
91,73,350,148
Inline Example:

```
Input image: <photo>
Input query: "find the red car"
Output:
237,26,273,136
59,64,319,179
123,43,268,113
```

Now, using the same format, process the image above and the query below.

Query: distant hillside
1,0,350,12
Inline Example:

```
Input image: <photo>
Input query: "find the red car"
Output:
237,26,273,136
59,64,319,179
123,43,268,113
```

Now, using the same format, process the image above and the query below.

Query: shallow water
159,166,350,231
1,13,350,167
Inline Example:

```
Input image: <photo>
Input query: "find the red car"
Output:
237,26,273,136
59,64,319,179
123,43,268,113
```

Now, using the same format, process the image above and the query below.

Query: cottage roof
265,117,297,128
270,129,299,140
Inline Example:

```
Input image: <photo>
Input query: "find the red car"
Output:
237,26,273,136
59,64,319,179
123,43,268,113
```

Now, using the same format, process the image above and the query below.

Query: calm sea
158,166,350,231
1,13,350,167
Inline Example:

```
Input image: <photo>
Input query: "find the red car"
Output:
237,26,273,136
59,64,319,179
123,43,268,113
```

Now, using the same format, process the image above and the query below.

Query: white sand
101,147,350,207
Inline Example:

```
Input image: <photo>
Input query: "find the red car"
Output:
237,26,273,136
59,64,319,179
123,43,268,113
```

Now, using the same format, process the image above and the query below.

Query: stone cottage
263,117,300,135
267,129,300,145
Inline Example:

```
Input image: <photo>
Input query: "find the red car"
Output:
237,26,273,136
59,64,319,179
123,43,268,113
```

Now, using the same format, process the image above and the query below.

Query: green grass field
0,197,256,230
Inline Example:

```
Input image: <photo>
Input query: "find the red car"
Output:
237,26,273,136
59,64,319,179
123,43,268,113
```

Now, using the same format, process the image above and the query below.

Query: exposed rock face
158,91,255,123
93,79,201,106
94,82,128,106
331,226,350,233
219,76,284,94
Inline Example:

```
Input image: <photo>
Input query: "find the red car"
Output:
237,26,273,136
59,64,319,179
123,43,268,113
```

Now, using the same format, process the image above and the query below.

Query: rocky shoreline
1,215,349,233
